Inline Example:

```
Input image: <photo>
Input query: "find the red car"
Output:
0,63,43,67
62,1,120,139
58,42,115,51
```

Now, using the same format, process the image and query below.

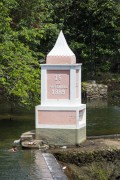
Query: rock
21,139,49,150
14,139,20,144
84,82,108,100
60,146,67,149
20,134,33,141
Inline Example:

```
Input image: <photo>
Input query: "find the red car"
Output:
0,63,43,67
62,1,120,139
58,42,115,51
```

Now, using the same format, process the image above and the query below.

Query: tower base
35,104,86,145
36,127,86,146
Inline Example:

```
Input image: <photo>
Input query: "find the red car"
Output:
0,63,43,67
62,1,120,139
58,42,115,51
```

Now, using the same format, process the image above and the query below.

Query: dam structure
35,31,86,145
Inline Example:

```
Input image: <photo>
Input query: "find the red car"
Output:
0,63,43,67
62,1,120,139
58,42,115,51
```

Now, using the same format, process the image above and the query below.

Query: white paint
41,64,82,105
47,31,76,58
51,73,67,95
41,68,47,104
70,67,76,101
79,69,81,102
52,89,65,95
41,99,82,106
36,123,86,129
50,85,68,89
36,104,86,111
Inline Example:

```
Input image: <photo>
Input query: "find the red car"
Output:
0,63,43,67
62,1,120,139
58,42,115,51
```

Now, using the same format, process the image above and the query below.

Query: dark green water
0,101,120,179
87,100,120,136
0,149,44,180
0,105,41,180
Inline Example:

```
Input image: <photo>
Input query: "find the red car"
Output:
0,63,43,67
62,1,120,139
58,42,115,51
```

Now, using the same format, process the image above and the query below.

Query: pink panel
47,70,70,99
76,70,79,98
46,56,76,64
38,111,76,125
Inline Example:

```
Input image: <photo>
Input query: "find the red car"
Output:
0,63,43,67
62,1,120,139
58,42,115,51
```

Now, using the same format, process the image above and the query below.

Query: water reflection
0,149,43,180
87,100,120,136
87,99,108,108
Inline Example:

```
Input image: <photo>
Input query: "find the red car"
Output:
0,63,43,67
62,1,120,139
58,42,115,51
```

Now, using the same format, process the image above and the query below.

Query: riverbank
20,130,120,179
48,138,120,180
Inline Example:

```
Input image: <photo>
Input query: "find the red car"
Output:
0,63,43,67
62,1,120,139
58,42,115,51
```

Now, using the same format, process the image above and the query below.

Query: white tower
35,31,86,145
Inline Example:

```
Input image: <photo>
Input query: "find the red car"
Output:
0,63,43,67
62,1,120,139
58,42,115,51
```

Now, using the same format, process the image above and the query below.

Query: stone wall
82,81,108,100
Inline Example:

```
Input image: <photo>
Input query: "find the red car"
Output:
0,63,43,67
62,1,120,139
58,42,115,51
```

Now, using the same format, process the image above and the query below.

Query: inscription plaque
47,70,70,99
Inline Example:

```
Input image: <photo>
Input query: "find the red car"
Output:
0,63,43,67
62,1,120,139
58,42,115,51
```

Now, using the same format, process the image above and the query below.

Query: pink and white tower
35,31,86,145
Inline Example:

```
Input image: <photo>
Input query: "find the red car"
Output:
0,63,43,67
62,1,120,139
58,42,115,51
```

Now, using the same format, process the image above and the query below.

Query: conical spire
46,31,76,64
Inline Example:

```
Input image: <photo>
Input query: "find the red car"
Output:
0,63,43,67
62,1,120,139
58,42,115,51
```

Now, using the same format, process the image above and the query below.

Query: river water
0,105,39,180
0,101,120,179
87,100,120,136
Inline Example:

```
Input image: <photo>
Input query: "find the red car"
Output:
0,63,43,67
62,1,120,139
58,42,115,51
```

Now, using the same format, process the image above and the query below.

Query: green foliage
0,0,60,108
0,33,40,107
82,82,88,92
0,0,41,108
49,0,120,76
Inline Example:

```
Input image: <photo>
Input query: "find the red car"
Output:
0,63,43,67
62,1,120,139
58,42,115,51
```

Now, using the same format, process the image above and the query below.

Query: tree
0,0,60,108
0,0,40,108
49,0,120,76
9,0,59,58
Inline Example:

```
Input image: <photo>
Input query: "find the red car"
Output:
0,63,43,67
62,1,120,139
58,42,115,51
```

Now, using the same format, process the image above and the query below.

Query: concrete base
36,127,86,146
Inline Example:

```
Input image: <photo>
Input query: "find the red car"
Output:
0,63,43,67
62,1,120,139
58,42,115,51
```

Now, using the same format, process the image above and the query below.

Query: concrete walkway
35,151,68,180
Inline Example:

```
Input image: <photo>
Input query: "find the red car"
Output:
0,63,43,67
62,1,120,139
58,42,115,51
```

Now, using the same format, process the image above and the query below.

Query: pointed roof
46,31,76,64
47,31,75,57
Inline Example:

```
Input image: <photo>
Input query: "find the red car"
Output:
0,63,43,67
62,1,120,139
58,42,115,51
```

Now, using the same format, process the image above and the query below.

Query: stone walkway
35,151,68,180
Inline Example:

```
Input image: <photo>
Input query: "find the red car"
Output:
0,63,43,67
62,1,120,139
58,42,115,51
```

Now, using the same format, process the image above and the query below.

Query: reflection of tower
35,31,86,145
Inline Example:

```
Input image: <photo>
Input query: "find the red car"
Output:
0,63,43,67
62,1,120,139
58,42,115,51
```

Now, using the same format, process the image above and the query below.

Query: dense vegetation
0,0,120,107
